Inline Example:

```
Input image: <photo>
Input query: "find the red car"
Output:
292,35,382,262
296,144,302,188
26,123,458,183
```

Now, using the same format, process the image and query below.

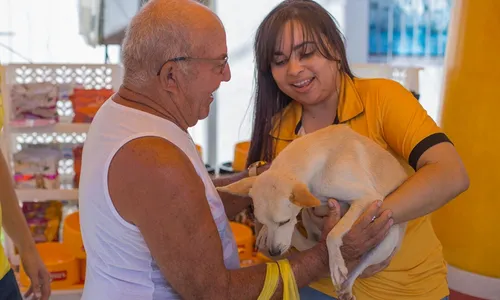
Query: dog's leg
327,200,373,299
339,224,405,298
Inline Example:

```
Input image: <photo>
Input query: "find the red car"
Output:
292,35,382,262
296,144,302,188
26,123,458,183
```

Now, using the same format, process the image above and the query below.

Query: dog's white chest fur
218,124,408,300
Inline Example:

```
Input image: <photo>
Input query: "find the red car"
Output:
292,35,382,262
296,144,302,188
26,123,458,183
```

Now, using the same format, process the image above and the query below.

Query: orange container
80,258,86,283
195,144,203,159
63,212,86,259
20,242,80,289
229,221,254,260
232,141,250,172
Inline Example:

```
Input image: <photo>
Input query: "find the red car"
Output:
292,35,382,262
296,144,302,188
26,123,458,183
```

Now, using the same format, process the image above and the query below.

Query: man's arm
108,137,331,299
213,172,248,187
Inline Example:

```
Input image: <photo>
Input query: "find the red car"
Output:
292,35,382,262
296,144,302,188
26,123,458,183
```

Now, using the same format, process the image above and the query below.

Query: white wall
0,0,121,64
345,0,370,64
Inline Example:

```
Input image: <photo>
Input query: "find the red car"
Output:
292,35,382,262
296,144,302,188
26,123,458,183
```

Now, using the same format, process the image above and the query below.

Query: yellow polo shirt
269,75,450,300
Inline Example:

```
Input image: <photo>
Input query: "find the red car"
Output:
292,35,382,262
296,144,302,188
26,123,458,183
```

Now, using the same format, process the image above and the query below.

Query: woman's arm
0,150,37,256
380,142,469,224
214,164,271,219
377,80,470,224
0,149,51,299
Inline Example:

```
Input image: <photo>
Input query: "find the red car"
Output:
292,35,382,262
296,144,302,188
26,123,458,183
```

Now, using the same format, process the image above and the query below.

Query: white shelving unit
0,63,123,298
1,64,122,200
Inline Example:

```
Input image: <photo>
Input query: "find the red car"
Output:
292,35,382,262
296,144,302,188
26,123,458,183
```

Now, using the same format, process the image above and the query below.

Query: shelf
10,122,90,135
16,188,79,202
50,287,84,296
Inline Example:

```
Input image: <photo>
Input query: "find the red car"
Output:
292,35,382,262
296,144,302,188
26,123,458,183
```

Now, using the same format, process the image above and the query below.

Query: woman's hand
19,247,51,300
256,162,271,175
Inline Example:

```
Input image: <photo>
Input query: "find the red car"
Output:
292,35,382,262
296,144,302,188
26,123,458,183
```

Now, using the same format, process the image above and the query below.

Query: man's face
178,24,231,127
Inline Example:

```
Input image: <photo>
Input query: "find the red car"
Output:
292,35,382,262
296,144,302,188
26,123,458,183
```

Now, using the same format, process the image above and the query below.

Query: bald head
121,0,223,86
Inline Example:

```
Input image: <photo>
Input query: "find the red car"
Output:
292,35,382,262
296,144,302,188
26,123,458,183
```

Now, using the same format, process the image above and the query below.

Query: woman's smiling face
271,20,341,107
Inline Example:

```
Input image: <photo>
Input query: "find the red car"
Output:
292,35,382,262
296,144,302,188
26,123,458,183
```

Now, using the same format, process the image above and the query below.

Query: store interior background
3,0,498,299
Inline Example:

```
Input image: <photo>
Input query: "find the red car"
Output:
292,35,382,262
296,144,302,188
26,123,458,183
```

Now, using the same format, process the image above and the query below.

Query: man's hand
313,200,394,274
341,201,393,263
20,247,51,300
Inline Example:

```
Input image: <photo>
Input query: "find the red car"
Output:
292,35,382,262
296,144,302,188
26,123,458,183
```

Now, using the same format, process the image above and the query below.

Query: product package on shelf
10,83,59,124
21,201,63,246
13,146,61,189
70,88,114,123
9,81,114,126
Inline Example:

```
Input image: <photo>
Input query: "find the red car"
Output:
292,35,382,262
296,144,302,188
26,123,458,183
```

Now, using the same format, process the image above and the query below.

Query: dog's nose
268,248,281,257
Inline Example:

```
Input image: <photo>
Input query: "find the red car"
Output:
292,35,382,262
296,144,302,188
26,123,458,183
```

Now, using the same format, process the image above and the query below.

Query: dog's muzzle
268,248,282,257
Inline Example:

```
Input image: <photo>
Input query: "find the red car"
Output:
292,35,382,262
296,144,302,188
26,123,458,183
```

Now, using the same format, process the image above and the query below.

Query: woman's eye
273,59,286,66
301,50,315,58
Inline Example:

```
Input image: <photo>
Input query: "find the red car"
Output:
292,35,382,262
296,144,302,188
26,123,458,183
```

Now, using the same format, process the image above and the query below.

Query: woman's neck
301,91,339,134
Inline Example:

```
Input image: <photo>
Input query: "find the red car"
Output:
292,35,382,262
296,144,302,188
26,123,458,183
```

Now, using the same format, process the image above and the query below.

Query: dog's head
216,171,320,256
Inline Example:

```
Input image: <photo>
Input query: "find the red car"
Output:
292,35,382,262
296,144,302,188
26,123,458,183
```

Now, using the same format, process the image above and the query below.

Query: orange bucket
20,242,80,289
63,212,86,259
80,258,86,283
229,222,254,260
232,141,250,172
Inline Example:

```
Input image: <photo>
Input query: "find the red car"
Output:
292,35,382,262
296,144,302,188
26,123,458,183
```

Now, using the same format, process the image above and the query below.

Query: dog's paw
338,291,356,300
329,247,349,291
338,283,356,300
330,262,349,290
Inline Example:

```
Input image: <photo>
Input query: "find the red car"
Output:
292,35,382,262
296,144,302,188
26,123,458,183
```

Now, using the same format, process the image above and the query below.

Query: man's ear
158,62,180,94
289,183,321,207
216,176,257,197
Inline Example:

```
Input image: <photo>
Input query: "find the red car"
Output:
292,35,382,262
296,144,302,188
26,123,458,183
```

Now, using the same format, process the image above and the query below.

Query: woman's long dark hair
246,0,355,167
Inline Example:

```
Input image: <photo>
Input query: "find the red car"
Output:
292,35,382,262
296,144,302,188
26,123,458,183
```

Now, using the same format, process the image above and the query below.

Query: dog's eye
278,219,291,226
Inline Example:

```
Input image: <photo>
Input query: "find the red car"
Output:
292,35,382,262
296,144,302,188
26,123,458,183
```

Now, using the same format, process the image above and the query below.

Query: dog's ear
289,183,321,207
216,176,256,197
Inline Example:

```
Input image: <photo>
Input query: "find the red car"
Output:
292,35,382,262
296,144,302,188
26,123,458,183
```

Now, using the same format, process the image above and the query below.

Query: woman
246,0,469,299
0,148,51,300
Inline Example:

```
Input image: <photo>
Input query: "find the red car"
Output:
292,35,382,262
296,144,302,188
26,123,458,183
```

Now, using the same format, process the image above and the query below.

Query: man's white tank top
78,99,240,300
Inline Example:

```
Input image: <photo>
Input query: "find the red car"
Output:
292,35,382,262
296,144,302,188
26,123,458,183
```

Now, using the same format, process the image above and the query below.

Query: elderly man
78,0,392,299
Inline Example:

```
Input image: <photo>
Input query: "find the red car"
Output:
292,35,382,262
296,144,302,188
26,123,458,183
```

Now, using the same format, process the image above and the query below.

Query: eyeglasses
156,55,228,76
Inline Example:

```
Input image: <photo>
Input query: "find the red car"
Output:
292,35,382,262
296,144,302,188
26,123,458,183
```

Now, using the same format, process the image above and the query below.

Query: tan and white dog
217,124,408,300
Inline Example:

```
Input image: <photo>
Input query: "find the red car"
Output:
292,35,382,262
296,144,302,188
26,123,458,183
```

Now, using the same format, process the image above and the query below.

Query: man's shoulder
111,136,197,188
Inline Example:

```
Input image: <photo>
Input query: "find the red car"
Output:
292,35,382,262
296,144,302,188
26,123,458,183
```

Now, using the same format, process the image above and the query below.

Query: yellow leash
257,259,300,300
278,259,300,300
